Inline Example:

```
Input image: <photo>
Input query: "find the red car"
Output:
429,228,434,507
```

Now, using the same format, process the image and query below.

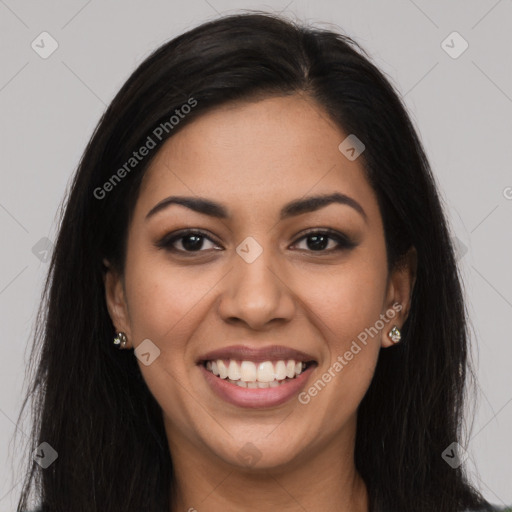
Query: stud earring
388,326,401,343
113,332,128,349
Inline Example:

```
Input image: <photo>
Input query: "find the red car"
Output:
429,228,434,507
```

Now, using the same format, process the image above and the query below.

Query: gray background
1,0,511,509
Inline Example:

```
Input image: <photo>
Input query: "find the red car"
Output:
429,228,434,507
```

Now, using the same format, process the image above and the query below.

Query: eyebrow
145,192,368,223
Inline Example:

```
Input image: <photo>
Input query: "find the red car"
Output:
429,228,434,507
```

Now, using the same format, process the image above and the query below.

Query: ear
381,246,417,348
103,258,132,348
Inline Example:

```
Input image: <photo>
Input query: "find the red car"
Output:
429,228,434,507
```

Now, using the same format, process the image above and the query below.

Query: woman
14,11,509,512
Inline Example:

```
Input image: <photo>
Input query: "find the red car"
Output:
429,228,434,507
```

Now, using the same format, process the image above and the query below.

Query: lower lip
199,363,316,409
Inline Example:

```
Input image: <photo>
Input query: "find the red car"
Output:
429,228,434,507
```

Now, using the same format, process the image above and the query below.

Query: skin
104,93,417,512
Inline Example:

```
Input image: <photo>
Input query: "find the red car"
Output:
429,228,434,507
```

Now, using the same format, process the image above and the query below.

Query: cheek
123,243,214,343
300,256,388,343
295,254,387,407
122,249,214,428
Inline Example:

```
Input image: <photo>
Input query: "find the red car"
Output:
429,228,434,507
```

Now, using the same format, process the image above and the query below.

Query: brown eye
155,228,357,256
291,229,357,253
155,230,220,254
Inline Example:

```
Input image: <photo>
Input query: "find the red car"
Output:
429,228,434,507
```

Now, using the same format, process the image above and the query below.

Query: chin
205,431,309,472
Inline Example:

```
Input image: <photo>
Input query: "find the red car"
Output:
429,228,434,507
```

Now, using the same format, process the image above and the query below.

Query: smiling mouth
202,359,317,388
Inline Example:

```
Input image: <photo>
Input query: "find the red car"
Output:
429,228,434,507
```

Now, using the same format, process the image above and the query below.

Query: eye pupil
307,234,329,251
182,234,204,251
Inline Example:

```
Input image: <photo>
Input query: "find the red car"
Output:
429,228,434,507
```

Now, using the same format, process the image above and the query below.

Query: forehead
136,94,379,223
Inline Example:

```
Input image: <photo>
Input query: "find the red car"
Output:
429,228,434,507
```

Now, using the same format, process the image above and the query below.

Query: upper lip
197,345,317,364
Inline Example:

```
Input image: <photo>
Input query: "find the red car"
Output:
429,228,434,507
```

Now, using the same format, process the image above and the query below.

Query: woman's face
105,93,416,471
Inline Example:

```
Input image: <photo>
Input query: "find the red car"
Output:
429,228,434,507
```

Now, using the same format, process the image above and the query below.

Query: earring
388,326,401,343
113,332,128,349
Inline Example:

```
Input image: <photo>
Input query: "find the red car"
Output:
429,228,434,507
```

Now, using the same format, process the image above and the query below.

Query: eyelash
155,228,357,256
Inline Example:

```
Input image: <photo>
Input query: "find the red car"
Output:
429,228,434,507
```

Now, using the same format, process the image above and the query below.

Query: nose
217,243,296,330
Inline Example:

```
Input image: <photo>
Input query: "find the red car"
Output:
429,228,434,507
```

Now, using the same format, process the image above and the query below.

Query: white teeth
228,360,242,380
275,360,287,380
240,361,257,382
205,358,309,384
257,361,275,382
217,360,228,379
286,360,296,378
